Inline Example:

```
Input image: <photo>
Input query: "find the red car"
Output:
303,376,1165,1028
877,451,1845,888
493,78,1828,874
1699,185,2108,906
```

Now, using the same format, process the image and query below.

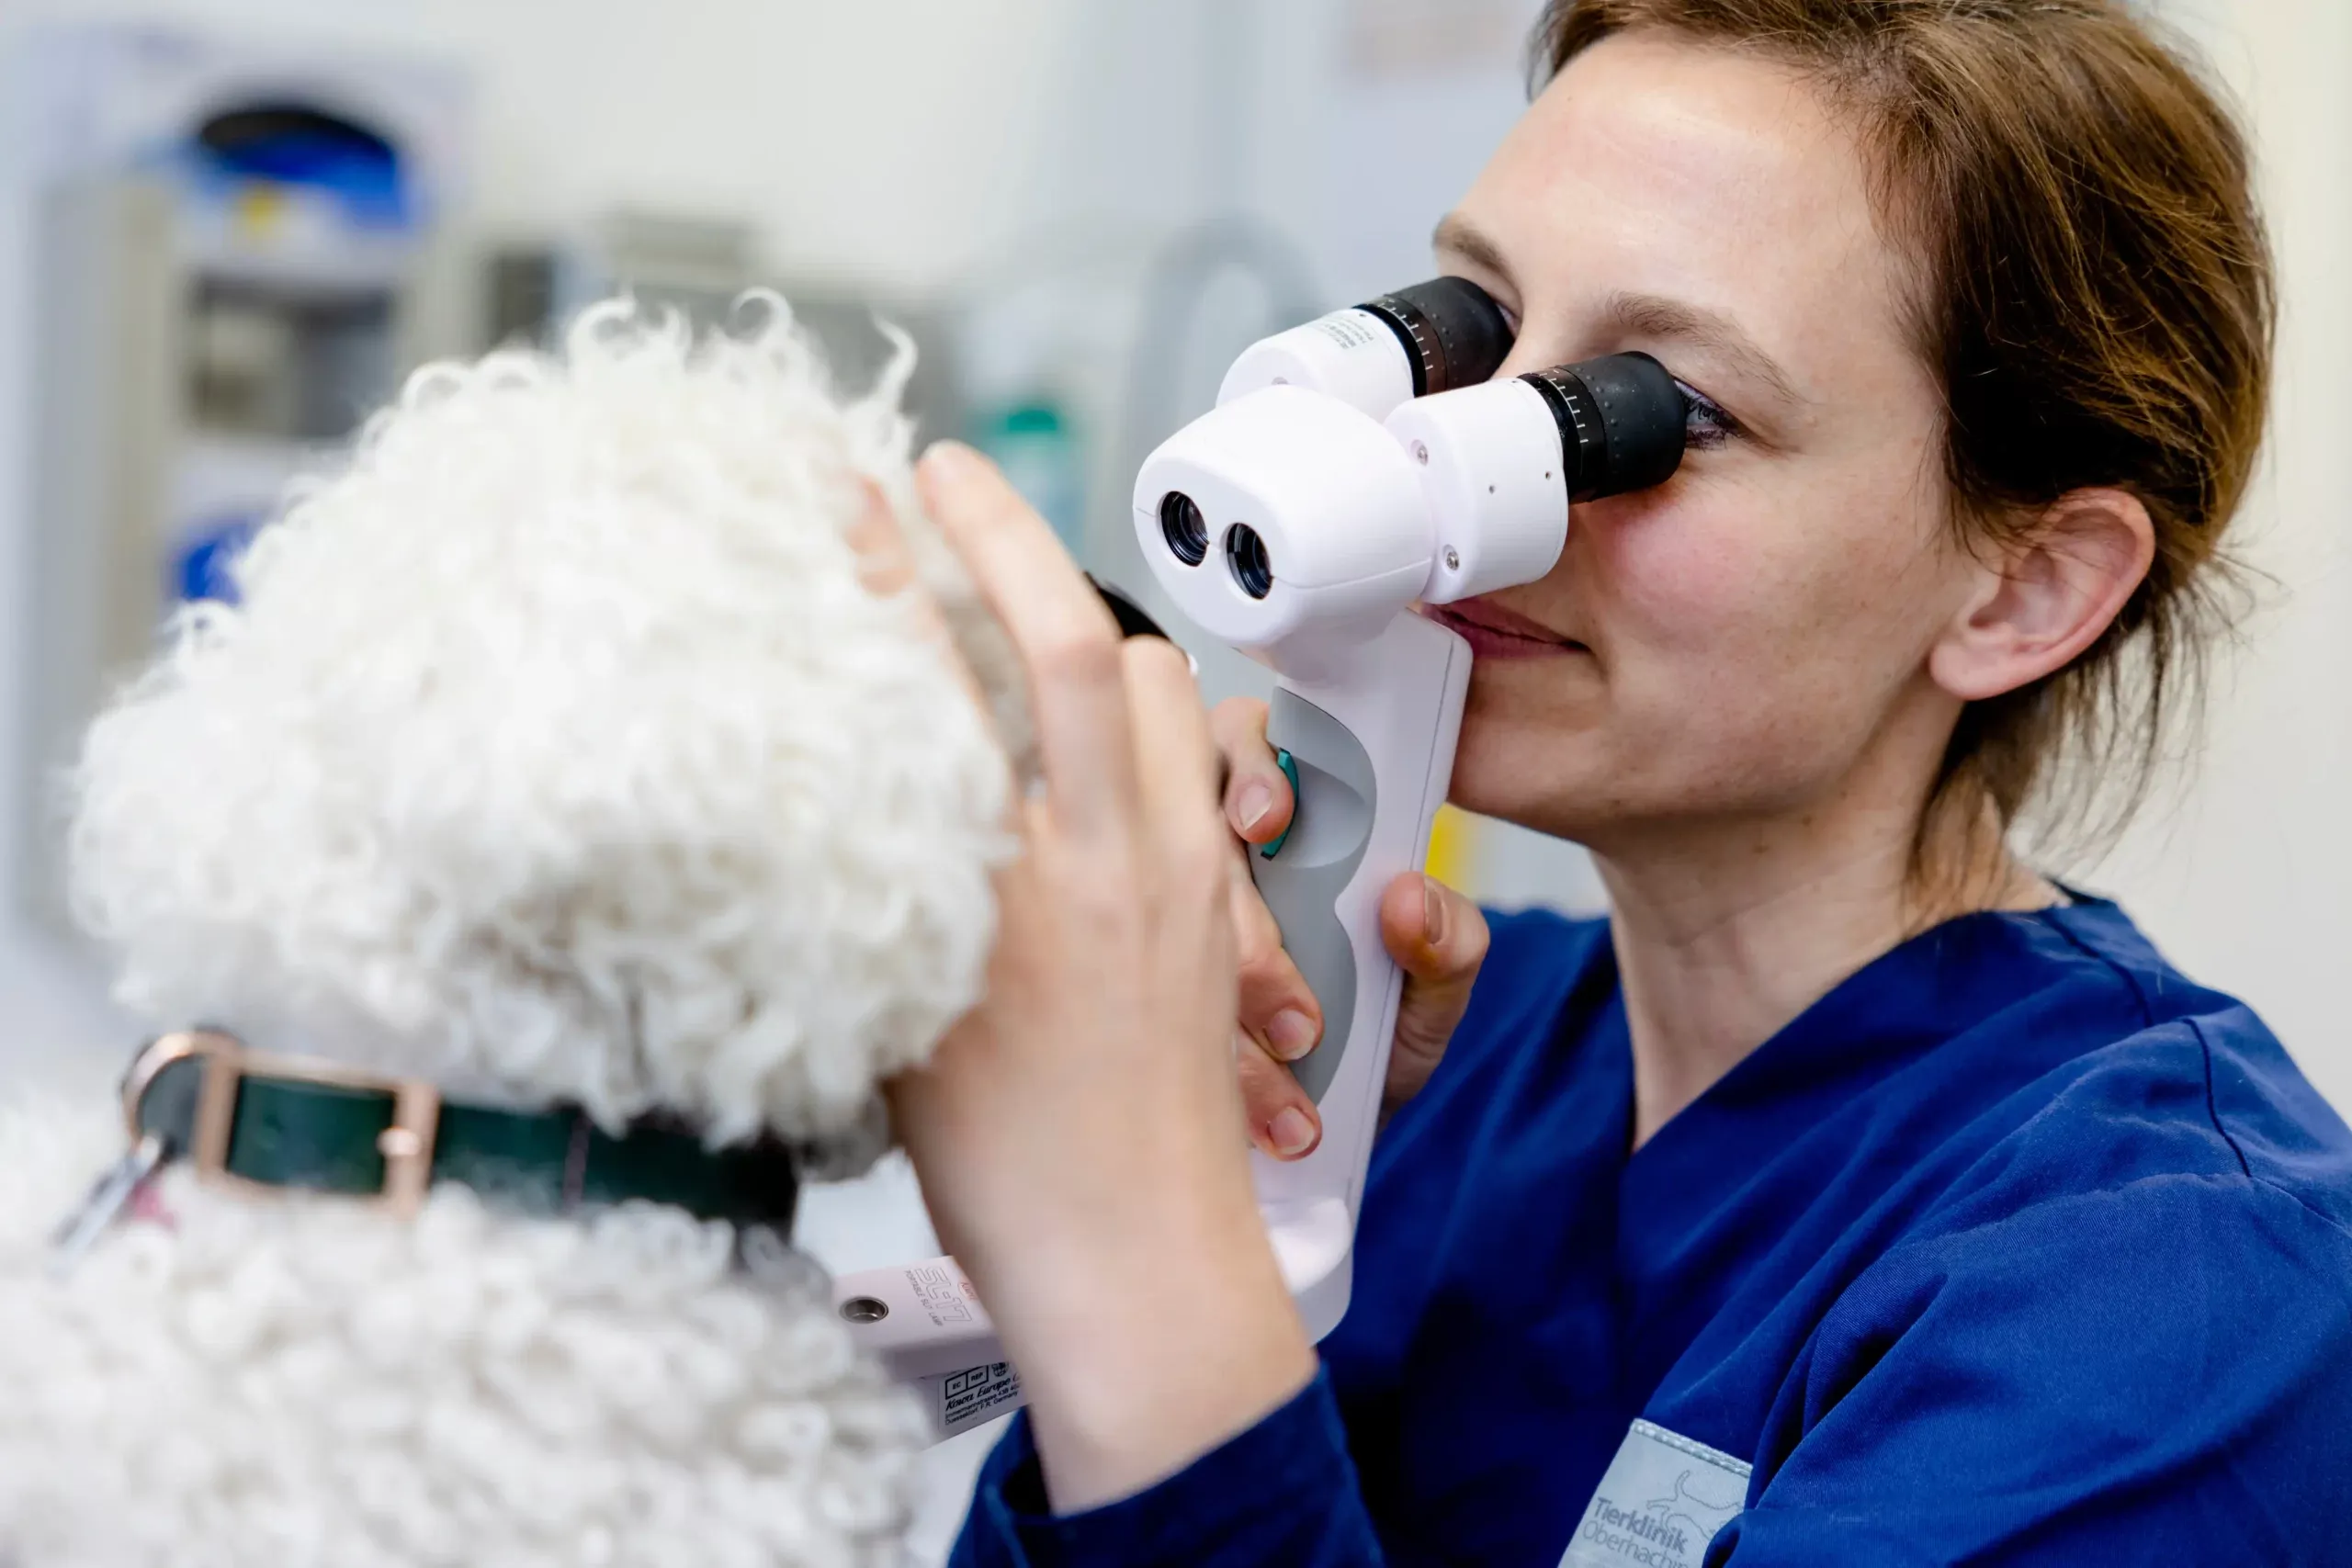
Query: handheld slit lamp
837,277,1689,1439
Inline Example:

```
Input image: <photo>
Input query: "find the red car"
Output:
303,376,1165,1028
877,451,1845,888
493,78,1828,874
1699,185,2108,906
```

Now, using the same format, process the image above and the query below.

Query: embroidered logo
1558,1419,1749,1568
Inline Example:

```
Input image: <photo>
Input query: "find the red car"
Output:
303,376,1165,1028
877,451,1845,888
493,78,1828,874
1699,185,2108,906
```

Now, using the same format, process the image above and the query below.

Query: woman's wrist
973,1179,1317,1514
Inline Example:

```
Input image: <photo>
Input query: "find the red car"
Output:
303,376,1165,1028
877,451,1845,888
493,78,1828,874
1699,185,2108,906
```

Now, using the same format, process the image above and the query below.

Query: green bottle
973,399,1087,558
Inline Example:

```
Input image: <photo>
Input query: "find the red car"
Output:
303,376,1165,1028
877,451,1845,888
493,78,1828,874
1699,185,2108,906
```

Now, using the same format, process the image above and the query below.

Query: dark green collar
122,1031,798,1229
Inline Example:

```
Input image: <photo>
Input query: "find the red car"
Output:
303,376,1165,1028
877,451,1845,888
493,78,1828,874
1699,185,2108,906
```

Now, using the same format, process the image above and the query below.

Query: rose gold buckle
121,1030,443,1217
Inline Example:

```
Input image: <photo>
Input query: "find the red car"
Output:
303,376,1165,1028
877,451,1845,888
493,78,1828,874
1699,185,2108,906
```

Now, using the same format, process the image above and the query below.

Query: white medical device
835,279,1688,1439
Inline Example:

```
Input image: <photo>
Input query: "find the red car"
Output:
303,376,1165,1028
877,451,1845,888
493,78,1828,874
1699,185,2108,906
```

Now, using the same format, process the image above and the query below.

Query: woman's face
1429,34,1974,847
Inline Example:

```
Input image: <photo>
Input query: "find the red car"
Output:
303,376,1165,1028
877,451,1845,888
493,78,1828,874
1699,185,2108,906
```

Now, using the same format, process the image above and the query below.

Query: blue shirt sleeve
949,1367,1384,1568
1707,1173,2352,1564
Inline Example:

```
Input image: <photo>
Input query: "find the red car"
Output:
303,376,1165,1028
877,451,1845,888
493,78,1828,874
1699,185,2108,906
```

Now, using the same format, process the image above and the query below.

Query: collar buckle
123,1031,443,1217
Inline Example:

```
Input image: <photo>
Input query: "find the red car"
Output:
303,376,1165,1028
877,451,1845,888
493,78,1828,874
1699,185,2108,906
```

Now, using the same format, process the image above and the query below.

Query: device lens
1226,524,1273,600
1159,491,1209,566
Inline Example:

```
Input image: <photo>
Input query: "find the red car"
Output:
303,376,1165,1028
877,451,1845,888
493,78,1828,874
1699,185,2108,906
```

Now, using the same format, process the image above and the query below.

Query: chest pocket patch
1558,1418,1750,1568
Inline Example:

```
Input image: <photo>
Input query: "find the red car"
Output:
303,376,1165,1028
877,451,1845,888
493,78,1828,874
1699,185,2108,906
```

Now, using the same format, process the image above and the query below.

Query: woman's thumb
1380,873,1488,1110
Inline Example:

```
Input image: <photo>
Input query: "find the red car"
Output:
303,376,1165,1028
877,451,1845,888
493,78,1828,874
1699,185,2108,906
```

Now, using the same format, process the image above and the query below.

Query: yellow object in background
1426,806,1611,918
232,182,289,243
1426,804,1476,892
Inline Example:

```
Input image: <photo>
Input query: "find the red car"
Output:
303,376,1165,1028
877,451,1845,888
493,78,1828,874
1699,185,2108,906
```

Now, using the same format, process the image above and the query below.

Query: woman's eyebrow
1430,224,1804,413
1602,290,1804,410
1431,213,1518,294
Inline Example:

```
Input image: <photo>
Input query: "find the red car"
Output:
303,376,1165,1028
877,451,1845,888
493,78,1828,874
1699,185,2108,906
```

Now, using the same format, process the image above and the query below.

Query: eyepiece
1226,524,1273,600
1159,491,1210,566
1361,277,1514,400
1519,353,1686,502
1089,575,1171,640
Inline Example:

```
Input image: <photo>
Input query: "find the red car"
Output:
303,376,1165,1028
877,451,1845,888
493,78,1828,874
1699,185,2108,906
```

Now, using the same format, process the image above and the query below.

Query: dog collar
113,1030,800,1226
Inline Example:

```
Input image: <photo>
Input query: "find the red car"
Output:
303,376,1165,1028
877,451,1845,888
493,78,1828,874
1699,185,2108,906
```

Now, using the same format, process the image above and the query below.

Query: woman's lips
1425,601,1589,661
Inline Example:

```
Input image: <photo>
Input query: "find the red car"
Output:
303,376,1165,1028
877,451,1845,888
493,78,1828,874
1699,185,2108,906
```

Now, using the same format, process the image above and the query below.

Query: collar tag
1558,1417,1749,1568
50,1133,169,1276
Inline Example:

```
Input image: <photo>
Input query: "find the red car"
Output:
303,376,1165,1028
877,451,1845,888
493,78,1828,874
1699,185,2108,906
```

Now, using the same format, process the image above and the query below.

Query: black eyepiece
1226,524,1273,600
1089,576,1170,640
1159,491,1210,567
1361,277,1515,400
1519,353,1686,502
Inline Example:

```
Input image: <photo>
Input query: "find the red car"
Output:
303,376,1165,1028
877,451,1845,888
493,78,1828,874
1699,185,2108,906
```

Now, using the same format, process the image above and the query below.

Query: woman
888,1,2352,1562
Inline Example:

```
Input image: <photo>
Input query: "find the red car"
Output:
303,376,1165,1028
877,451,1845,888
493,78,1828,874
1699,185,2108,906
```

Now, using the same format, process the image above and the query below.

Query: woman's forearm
993,1181,1317,1512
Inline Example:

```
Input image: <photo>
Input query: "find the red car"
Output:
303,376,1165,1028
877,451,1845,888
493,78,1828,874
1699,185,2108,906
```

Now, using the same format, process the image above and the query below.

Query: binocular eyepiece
1143,276,1688,629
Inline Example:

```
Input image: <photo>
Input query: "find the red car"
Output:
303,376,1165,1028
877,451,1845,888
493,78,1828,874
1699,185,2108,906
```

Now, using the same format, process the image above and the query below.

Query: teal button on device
1261,749,1301,860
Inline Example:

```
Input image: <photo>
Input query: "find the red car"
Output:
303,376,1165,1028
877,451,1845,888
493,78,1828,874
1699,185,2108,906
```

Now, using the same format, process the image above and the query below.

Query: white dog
0,299,1026,1565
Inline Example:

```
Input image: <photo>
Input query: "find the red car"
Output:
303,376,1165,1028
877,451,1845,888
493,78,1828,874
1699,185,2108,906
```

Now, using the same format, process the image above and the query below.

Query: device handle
1244,610,1470,1338
836,611,1471,1438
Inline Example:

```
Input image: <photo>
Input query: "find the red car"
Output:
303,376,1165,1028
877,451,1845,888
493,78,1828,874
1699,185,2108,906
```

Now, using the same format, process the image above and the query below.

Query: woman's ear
1928,488,2155,703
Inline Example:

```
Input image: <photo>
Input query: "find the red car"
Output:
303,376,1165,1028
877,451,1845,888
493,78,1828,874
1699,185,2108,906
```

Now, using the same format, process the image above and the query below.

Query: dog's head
67,298,1026,1168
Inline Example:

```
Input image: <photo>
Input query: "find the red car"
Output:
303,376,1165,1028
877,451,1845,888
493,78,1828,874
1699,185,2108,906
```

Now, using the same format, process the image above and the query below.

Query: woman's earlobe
1928,488,2156,703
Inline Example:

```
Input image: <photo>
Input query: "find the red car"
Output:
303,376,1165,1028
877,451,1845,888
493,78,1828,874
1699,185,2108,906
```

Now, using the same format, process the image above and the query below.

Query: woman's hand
1214,697,1492,1161
883,444,1316,1514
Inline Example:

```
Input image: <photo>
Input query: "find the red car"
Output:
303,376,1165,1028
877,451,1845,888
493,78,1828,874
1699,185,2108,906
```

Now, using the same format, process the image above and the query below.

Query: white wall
2090,0,2352,1112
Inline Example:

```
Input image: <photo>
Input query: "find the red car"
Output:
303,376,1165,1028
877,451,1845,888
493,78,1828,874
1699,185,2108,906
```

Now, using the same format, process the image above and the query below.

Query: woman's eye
1675,379,1741,450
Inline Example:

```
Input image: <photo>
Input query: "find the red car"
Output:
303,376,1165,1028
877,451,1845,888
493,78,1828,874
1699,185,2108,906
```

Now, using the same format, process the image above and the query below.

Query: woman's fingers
846,479,921,597
1379,873,1490,1111
1236,1030,1322,1159
1212,698,1295,847
1231,847,1321,1066
1211,696,1320,1160
1121,637,1224,863
917,441,1137,842
847,479,993,709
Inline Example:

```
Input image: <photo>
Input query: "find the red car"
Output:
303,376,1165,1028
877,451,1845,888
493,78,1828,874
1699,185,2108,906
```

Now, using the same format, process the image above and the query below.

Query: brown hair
1534,0,2273,876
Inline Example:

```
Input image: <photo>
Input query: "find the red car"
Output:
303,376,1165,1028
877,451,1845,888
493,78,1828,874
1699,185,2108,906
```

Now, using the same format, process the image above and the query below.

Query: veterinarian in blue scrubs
887,2,2352,1563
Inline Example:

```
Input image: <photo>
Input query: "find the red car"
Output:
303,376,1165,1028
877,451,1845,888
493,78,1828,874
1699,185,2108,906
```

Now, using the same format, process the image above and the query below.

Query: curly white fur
68,298,1021,1156
0,1097,931,1567
0,299,1029,1561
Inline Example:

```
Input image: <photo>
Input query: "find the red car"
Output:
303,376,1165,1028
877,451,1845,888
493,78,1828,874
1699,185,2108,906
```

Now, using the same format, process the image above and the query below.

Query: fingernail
1234,780,1274,833
1266,1009,1317,1061
1423,876,1448,947
919,439,982,484
1269,1108,1317,1158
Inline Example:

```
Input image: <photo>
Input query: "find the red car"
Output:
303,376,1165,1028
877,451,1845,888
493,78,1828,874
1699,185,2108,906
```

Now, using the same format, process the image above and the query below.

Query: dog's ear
67,299,1023,1161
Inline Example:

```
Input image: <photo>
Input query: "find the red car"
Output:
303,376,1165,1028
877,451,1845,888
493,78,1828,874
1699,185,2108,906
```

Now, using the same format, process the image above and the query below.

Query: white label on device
1557,1418,1749,1568
1313,310,1385,353
934,1361,1023,1437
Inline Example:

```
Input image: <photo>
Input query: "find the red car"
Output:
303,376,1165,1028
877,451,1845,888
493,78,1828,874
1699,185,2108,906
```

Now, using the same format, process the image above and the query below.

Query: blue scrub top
953,899,2352,1565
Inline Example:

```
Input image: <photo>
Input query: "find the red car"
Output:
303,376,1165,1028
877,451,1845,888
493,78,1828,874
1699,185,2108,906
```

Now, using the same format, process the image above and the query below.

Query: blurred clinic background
0,0,2335,1551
